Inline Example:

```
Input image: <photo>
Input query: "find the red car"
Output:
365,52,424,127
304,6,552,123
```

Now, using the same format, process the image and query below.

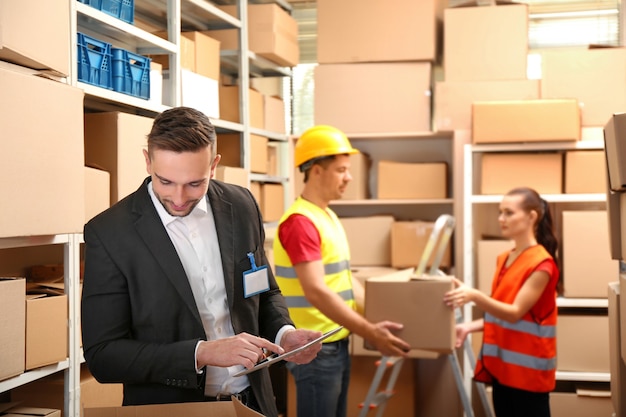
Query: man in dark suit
81,106,320,417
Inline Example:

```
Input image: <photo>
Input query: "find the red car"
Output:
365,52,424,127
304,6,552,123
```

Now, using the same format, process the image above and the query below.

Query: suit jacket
81,177,292,416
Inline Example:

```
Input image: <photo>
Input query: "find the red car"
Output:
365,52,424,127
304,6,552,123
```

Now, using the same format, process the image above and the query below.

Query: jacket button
165,379,171,385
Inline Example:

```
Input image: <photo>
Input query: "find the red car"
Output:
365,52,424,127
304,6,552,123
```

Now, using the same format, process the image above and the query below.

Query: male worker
273,125,411,417
81,107,320,417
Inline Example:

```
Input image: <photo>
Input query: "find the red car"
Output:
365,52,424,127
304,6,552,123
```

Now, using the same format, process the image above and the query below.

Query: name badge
243,252,270,298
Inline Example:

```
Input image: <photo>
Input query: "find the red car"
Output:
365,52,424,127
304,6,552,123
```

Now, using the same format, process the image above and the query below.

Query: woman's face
498,194,536,239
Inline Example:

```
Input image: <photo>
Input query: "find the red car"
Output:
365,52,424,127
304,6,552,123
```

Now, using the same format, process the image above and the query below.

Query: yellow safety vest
273,197,354,342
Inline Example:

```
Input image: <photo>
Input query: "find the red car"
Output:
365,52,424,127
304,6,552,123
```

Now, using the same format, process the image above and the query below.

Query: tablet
233,326,344,377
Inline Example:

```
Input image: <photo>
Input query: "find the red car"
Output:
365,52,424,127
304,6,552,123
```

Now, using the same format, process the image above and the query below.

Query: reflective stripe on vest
485,313,556,339
275,259,351,279
481,342,556,372
284,288,355,309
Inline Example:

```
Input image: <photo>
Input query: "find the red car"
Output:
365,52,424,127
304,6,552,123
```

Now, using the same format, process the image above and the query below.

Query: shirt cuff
194,340,204,374
276,325,296,346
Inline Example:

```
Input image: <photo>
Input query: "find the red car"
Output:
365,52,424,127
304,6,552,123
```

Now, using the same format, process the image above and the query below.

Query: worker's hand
454,322,472,349
443,277,474,308
367,321,411,357
281,328,323,365
196,333,284,370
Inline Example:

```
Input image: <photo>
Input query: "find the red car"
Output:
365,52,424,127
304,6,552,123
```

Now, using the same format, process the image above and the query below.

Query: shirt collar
147,181,209,226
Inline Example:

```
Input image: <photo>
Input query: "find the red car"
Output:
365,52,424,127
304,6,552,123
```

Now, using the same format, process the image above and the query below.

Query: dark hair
147,107,217,157
302,155,337,182
505,187,559,261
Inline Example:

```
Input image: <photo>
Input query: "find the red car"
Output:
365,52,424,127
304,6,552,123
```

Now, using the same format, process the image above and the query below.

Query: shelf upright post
237,0,251,180
64,233,82,417
462,143,475,406
167,0,181,107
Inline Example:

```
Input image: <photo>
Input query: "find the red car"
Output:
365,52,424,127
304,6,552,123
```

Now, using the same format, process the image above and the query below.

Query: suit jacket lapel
208,182,236,306
131,179,203,326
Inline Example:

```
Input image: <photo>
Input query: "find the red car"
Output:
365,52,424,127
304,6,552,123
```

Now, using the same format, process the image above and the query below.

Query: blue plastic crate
77,0,134,24
111,48,151,100
77,33,113,90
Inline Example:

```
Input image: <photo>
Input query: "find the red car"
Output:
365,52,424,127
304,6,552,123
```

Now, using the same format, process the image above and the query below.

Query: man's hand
366,321,411,357
281,329,323,364
197,333,284,370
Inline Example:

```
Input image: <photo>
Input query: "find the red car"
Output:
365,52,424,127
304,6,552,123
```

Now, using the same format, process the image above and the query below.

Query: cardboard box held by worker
364,268,456,354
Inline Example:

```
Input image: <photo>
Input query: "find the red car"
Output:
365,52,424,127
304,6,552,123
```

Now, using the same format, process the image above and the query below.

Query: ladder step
358,391,395,409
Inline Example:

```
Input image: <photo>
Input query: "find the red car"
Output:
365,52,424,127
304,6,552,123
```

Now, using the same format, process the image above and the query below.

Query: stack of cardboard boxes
440,3,620,414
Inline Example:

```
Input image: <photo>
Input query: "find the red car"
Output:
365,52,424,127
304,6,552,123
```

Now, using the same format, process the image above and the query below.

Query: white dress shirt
148,182,249,396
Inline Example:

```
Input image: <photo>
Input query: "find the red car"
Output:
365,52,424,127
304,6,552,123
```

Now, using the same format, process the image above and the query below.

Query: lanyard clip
247,252,258,271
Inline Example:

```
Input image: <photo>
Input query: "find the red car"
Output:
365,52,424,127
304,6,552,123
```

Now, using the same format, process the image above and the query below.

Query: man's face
144,147,220,217
318,154,353,201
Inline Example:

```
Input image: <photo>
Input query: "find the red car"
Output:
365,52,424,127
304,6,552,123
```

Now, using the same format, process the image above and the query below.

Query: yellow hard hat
294,125,358,169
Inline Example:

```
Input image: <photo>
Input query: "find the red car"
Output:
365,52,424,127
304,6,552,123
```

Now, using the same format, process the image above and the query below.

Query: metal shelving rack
0,1,293,416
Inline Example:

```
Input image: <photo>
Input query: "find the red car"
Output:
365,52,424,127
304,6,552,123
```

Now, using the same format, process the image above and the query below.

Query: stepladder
358,214,494,417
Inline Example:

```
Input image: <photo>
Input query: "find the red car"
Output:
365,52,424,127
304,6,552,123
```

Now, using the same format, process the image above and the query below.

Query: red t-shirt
278,214,322,265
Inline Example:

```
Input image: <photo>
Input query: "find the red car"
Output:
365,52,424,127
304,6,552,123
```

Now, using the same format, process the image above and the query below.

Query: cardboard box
0,69,84,238
11,365,123,410
0,0,70,76
550,389,614,417
603,113,626,192
151,31,220,80
476,240,514,295
218,133,269,174
211,4,299,67
25,293,68,370
564,151,607,194
215,166,249,188
472,99,581,144
340,216,394,266
84,397,264,417
151,31,196,71
350,266,400,287
314,62,432,134
266,143,279,177
343,152,370,200
249,181,262,205
163,69,220,119
391,221,452,269
0,405,61,417
219,86,264,129
557,314,609,372
364,269,455,353
608,282,626,417
434,79,540,131
259,183,284,222
0,278,26,381
84,112,154,205
562,211,618,298
621,274,626,362
317,0,441,64
377,161,447,199
263,95,286,134
444,3,528,82
541,47,626,127
84,167,111,223
480,153,563,195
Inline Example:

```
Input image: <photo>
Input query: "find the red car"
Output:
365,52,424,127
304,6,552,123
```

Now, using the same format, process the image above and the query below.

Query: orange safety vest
474,245,559,393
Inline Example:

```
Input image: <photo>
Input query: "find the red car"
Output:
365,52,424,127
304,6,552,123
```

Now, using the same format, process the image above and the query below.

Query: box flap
453,0,522,7
367,268,414,283
0,403,21,414
575,388,611,398
3,407,59,416
83,398,265,416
